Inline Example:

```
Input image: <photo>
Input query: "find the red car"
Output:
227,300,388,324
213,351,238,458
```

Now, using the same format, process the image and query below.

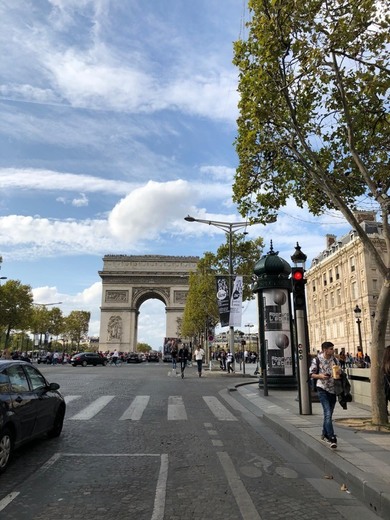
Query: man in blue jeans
310,341,340,449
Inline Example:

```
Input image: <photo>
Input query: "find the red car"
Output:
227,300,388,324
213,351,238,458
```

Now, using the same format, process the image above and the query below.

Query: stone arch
98,255,198,352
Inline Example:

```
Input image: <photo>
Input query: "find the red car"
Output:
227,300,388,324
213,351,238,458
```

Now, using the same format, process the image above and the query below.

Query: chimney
326,234,336,248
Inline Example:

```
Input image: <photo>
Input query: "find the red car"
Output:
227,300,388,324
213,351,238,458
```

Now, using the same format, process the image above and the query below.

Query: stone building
305,211,390,357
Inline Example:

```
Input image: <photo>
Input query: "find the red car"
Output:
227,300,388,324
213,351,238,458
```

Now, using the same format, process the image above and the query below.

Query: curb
260,410,390,519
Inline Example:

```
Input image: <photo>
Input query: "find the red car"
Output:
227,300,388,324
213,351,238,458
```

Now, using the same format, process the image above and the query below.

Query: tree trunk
370,280,390,425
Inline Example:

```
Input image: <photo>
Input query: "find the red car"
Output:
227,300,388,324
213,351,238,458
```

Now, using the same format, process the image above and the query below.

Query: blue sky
0,0,352,349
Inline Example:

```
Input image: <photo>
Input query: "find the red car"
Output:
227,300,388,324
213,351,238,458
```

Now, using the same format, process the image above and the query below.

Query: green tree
233,0,389,423
181,235,264,340
0,280,33,349
65,311,90,348
136,343,151,353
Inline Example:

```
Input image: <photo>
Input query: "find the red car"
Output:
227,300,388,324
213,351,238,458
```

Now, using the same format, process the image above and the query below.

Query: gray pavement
205,362,390,519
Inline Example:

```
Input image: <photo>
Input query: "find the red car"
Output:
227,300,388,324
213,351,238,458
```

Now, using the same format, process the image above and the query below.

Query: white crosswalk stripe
120,395,150,421
69,395,115,420
65,395,236,422
202,396,238,421
167,396,187,420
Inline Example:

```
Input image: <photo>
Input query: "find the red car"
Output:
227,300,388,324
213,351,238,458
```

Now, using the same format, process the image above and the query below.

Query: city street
0,363,380,520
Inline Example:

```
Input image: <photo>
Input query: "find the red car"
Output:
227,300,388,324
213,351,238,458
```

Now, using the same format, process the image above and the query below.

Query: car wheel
0,427,13,474
82,360,88,367
47,406,65,438
103,360,107,366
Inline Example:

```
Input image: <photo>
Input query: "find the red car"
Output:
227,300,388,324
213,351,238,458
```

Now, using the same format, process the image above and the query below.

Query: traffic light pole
291,267,312,415
295,309,312,415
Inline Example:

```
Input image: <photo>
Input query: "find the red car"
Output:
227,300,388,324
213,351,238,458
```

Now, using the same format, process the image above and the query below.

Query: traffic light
291,267,306,311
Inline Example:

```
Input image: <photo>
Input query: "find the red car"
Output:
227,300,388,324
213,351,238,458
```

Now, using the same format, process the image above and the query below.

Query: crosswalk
64,394,237,422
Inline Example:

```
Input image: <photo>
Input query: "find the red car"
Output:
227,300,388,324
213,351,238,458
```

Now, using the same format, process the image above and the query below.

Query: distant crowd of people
210,348,258,371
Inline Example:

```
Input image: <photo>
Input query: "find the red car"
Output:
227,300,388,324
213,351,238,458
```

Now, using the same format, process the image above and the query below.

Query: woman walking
194,346,205,377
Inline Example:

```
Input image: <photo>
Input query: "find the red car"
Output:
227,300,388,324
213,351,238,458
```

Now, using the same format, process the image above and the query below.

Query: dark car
148,351,160,362
127,352,142,363
0,360,66,473
70,352,108,367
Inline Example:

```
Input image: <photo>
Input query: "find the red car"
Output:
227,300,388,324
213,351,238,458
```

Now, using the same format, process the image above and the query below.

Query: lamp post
0,277,7,285
184,215,249,355
354,305,363,363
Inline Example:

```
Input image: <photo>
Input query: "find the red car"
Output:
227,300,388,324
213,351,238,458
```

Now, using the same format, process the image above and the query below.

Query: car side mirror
48,382,60,391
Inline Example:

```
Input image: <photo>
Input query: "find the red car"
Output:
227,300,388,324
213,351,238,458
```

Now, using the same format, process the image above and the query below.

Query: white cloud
108,180,199,242
72,193,89,207
0,168,136,196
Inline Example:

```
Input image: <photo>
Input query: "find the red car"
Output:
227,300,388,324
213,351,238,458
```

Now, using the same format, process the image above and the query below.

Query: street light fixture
354,304,363,363
184,215,249,354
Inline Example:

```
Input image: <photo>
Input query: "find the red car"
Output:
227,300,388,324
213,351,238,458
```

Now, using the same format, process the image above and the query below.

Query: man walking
310,341,340,449
178,343,189,379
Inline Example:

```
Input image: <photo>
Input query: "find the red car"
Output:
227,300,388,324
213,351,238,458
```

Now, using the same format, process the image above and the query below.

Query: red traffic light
292,269,304,281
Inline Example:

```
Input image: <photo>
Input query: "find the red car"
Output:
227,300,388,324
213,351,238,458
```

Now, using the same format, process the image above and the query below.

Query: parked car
148,351,160,362
70,352,108,367
126,352,142,364
0,360,66,473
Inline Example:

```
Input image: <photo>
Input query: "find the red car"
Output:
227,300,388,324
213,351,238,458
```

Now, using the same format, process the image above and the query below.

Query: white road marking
151,454,168,520
203,396,238,421
69,395,115,420
0,492,19,512
120,396,150,421
167,396,187,420
217,451,262,520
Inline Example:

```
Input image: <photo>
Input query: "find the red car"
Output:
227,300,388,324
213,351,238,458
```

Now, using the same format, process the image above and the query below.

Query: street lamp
0,277,7,285
354,305,363,363
184,215,249,354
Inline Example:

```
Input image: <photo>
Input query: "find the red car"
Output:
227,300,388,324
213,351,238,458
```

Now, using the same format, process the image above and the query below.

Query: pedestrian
220,349,226,371
111,349,119,366
310,341,340,449
226,351,234,373
338,349,346,369
178,343,189,379
194,346,205,377
171,342,178,373
382,345,390,414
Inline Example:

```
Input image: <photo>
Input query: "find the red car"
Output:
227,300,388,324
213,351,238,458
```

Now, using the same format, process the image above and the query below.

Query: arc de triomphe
98,255,199,352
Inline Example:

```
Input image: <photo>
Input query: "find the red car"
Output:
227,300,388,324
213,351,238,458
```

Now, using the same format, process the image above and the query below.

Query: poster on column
216,276,230,327
262,288,293,376
229,275,243,327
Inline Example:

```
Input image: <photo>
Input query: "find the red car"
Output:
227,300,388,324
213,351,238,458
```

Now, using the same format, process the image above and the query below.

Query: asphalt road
0,362,379,520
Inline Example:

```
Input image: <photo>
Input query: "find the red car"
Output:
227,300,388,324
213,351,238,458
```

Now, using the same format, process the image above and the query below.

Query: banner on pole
216,276,230,327
229,275,243,327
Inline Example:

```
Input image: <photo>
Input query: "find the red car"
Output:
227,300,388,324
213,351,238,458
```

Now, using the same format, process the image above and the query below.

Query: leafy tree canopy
233,0,389,424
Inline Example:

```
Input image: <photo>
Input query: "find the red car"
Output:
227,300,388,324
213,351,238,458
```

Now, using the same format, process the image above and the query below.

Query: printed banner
216,276,230,327
229,275,243,327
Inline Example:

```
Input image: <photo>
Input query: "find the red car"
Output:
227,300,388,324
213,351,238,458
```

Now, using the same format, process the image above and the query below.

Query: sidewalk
227,379,390,520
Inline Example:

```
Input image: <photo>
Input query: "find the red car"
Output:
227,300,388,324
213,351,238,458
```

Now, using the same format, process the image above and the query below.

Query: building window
330,292,335,307
350,256,356,272
373,279,378,291
329,269,333,283
351,281,357,300
337,289,341,305
323,273,327,286
335,265,340,280
325,294,329,310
